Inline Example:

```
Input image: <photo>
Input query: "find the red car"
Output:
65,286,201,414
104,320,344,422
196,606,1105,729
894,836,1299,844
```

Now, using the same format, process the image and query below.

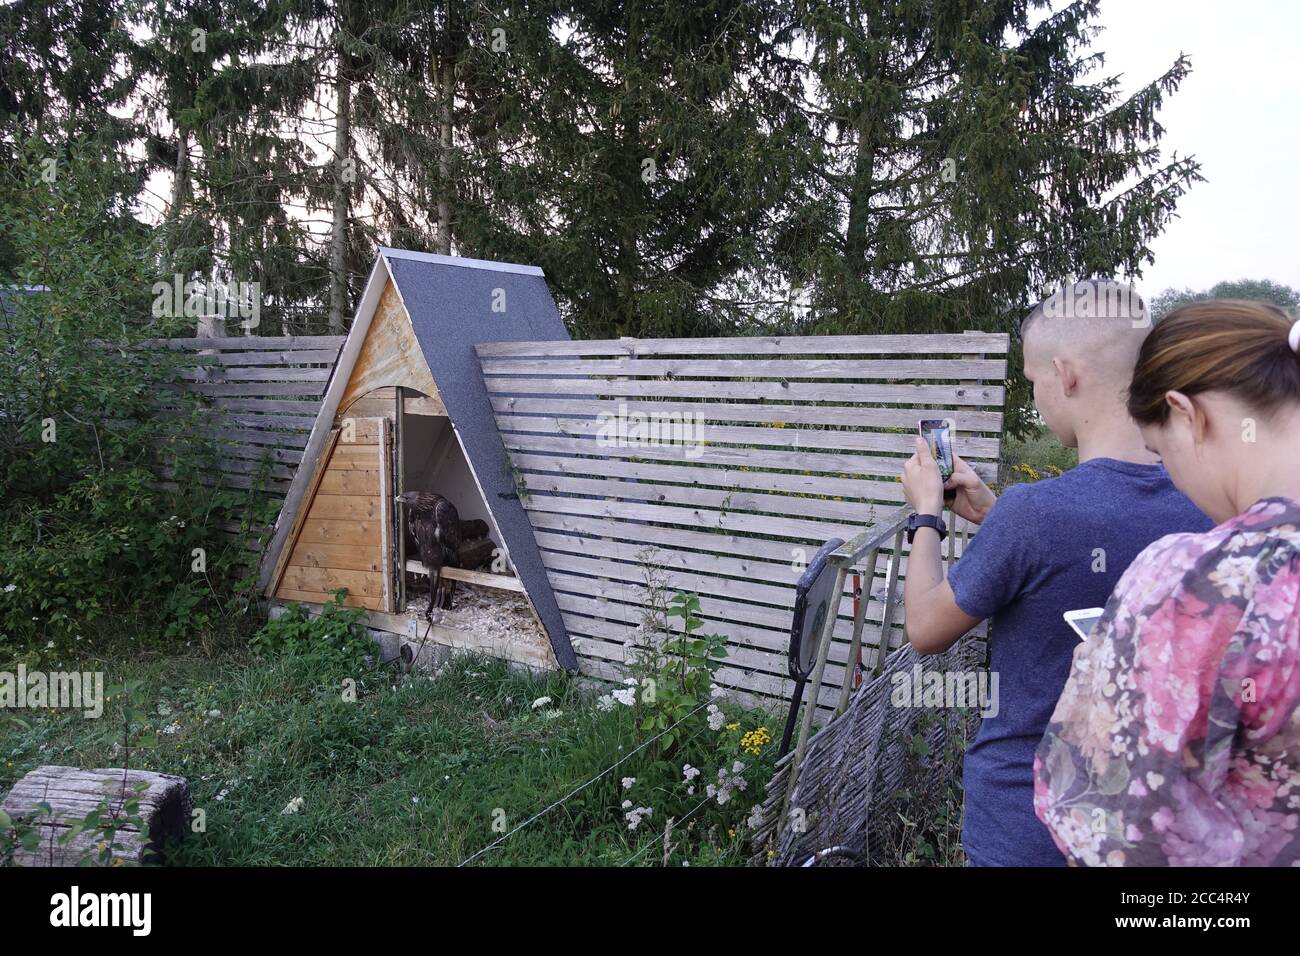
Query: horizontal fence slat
476,331,1009,358
484,376,1003,405
170,381,327,398
156,398,325,415
189,426,313,449
520,491,860,542
170,349,342,366
491,396,1005,432
480,357,1007,380
522,473,885,525
158,409,318,431
140,335,346,350
494,414,1002,459
512,452,906,503
176,366,332,383
503,431,999,482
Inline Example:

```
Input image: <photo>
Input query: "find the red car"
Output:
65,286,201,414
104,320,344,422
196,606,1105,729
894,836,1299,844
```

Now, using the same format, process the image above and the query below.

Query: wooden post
837,548,879,715
195,315,226,355
873,530,906,675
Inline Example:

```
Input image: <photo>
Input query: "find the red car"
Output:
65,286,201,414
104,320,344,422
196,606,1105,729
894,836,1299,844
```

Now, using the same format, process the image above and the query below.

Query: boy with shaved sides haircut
899,280,1212,867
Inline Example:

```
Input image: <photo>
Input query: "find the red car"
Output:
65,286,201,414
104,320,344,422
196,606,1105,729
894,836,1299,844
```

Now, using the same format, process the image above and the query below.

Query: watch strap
907,512,947,543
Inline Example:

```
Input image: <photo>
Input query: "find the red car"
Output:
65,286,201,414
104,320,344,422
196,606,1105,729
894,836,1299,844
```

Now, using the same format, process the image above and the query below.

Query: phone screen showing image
919,419,954,481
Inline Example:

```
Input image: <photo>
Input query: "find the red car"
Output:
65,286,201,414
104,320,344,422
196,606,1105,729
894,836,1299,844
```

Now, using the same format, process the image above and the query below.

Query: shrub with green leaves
250,591,372,672
0,132,246,651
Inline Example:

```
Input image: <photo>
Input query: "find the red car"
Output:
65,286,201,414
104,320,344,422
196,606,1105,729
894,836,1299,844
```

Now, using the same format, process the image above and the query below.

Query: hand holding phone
944,453,997,524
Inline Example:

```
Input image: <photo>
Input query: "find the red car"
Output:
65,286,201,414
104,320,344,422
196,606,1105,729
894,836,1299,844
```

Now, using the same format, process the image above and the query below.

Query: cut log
457,537,496,571
2,766,192,866
457,518,489,541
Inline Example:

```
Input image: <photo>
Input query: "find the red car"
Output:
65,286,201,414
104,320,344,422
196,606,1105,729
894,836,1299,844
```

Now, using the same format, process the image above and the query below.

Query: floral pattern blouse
1033,496,1300,866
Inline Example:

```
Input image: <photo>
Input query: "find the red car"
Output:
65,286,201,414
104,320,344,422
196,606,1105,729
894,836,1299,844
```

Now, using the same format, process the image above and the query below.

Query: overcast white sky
1095,0,1299,296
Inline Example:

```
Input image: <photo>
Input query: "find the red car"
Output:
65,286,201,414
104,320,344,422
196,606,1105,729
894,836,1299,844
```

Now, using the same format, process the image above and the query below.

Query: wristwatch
906,512,947,543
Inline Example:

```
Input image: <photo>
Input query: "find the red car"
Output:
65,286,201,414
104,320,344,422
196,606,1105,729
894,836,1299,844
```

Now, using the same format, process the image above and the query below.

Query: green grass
1,619,779,866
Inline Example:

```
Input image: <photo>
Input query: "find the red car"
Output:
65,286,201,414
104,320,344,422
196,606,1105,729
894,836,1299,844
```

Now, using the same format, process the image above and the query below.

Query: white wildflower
3,583,15,593
596,694,616,712
624,806,654,831
621,777,636,790
707,704,725,730
612,687,637,706
281,796,305,815
530,696,552,710
683,764,701,782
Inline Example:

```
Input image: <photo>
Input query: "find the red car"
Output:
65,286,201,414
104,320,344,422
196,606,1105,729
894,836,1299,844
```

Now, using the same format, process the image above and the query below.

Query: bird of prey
396,490,462,616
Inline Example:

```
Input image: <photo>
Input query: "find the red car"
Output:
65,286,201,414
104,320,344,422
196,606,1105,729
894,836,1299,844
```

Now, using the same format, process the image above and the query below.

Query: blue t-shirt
948,457,1212,866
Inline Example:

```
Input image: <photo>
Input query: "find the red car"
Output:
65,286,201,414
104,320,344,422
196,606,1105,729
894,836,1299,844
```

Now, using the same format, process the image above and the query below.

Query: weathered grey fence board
179,381,328,398
481,357,1007,379
477,331,1009,357
143,335,344,350
503,433,999,482
171,348,342,366
485,376,1004,405
495,414,1003,458
492,397,1004,432
513,453,906,501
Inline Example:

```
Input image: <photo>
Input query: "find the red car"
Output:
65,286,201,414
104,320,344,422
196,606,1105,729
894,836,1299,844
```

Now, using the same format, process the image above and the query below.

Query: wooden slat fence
143,335,345,552
477,332,1008,710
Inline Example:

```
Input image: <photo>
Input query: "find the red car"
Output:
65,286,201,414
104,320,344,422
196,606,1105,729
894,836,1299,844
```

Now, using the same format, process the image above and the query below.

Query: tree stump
2,766,192,866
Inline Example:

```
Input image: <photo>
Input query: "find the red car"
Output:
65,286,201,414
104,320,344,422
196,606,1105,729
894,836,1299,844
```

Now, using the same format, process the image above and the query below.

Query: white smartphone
1063,607,1105,641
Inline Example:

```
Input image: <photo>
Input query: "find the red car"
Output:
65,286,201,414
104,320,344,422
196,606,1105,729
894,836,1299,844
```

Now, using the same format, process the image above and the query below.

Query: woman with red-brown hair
1034,300,1300,866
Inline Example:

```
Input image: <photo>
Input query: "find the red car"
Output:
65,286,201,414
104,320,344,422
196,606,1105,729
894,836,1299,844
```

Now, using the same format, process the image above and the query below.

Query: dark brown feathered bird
397,491,462,616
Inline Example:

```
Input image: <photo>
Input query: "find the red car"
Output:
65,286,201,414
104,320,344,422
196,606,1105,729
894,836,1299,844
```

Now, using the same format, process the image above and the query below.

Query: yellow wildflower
740,726,772,756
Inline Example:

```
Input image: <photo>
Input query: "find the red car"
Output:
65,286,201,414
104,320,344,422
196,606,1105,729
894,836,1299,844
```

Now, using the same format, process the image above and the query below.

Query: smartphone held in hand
919,418,955,481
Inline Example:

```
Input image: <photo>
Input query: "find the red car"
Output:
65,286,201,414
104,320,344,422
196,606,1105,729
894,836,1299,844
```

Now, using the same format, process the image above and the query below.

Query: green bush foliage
0,134,249,651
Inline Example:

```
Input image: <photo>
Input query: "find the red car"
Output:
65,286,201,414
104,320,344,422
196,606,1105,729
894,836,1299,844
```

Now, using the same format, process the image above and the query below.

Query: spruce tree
783,0,1201,430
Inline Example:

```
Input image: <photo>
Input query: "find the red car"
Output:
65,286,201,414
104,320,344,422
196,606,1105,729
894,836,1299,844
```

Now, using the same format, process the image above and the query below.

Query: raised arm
900,436,981,654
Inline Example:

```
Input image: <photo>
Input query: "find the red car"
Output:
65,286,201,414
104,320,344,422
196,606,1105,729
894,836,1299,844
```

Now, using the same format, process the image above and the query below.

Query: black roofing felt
382,249,577,671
